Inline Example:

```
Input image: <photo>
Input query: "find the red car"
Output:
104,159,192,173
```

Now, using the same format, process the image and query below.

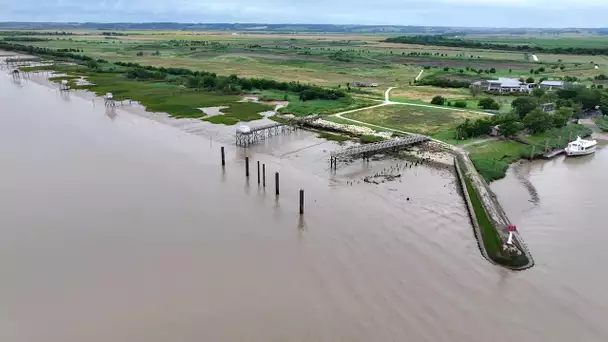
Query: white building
472,78,534,94
539,80,566,91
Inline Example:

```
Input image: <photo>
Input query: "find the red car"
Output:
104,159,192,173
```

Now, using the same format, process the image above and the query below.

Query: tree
470,84,482,98
553,107,573,128
478,97,500,110
431,96,446,105
526,77,535,84
531,88,546,98
500,120,523,137
512,97,539,118
523,109,554,134
599,92,608,115
489,68,496,74
575,87,602,110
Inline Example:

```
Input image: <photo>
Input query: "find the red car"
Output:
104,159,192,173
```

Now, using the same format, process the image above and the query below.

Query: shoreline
4,52,533,269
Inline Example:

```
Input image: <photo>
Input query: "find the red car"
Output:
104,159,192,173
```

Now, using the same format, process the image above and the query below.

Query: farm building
472,78,534,94
539,80,566,91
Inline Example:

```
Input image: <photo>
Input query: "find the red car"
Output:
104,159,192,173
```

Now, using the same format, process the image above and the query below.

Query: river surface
1,68,607,341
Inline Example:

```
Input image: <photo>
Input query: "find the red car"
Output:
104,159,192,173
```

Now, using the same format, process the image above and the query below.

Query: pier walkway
329,134,430,169
235,115,320,147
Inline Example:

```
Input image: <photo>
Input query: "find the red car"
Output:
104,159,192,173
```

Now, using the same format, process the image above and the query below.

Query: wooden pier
235,115,320,147
329,134,431,169
542,149,565,159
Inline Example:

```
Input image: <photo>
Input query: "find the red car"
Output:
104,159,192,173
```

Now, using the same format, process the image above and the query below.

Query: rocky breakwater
455,151,534,270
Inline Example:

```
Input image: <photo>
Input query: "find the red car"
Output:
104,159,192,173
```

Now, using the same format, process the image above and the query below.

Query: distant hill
0,22,607,35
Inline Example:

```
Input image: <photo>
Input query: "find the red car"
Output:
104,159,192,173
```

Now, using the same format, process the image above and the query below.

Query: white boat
565,136,597,156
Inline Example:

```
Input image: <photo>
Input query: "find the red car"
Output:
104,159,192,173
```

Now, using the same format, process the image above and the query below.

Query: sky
0,0,607,28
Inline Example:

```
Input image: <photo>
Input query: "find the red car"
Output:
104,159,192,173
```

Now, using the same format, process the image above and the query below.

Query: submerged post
275,172,280,196
263,164,266,187
257,161,261,184
530,145,536,160
299,189,304,215
245,157,250,177
221,147,225,166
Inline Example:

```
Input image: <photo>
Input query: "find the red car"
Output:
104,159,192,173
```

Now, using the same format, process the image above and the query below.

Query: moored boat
565,136,597,156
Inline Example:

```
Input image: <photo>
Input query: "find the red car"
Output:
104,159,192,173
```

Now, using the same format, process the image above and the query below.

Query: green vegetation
385,35,608,55
359,135,386,144
594,116,608,132
466,124,592,182
317,132,350,142
457,158,502,258
345,105,483,135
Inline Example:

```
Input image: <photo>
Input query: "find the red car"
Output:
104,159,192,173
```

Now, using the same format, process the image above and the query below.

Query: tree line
385,35,608,56
0,31,74,36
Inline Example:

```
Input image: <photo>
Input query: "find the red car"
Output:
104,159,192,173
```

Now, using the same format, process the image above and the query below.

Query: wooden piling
245,157,250,177
275,172,280,196
221,147,225,166
530,145,536,160
257,161,261,184
299,189,304,215
263,164,266,187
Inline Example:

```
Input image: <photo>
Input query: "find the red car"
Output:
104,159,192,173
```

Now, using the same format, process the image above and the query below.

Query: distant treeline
101,32,129,36
0,41,346,101
0,31,74,36
1,37,51,42
384,35,608,55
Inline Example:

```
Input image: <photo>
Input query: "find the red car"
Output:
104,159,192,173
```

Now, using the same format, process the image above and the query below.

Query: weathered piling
275,172,280,196
245,157,250,177
221,147,225,166
263,164,266,187
299,189,304,214
257,161,261,184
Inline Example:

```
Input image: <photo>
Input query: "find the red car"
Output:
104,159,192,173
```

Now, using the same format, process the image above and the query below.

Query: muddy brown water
1,71,607,341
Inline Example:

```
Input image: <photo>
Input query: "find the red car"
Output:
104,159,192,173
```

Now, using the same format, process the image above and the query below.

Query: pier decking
542,149,565,159
329,134,431,169
235,115,320,147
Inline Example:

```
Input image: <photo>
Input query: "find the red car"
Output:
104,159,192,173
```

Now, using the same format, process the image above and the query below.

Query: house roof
486,78,522,87
540,80,564,86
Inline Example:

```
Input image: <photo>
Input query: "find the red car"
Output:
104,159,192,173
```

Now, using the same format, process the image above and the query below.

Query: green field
344,104,485,135
3,30,606,96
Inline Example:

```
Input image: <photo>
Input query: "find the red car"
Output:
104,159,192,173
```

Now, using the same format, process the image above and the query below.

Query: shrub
431,95,446,105
454,100,467,108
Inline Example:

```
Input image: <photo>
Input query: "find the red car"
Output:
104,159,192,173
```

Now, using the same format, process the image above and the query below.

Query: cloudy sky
0,0,607,28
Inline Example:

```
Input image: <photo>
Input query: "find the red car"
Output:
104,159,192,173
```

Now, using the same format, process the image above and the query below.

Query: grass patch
359,135,386,143
594,117,608,132
66,72,272,121
466,140,528,182
317,132,350,142
457,158,502,258
279,97,376,117
457,157,530,268
345,104,485,135
48,75,81,82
